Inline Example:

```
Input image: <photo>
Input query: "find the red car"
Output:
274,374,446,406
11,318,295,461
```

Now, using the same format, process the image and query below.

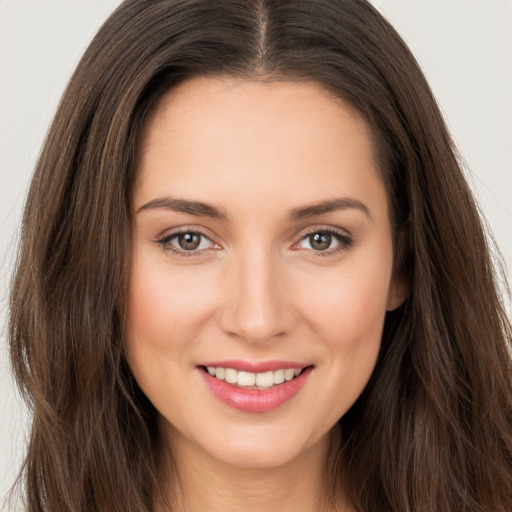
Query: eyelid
155,226,221,256
297,224,352,238
154,224,353,257
292,225,353,255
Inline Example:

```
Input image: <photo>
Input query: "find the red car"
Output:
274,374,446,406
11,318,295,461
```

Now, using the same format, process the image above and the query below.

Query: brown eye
309,232,332,251
295,229,353,255
177,232,201,250
157,230,216,254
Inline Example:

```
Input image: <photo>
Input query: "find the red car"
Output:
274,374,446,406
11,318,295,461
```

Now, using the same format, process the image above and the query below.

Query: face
126,77,404,470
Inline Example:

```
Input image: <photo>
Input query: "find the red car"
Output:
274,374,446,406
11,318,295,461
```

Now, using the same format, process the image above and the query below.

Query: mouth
200,365,308,390
198,362,314,413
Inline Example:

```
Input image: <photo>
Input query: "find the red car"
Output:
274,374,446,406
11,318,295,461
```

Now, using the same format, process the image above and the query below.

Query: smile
198,362,313,413
204,366,303,389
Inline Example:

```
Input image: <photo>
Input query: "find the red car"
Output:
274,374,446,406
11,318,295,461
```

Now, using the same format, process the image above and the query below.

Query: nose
218,247,294,344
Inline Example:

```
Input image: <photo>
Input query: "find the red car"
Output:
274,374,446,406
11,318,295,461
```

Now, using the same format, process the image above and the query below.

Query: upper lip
198,359,311,373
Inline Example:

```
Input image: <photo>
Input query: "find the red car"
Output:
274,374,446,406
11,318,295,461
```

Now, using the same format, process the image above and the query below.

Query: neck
155,426,345,512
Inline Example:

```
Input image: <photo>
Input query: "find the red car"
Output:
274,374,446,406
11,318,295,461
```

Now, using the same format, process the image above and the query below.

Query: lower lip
199,366,312,413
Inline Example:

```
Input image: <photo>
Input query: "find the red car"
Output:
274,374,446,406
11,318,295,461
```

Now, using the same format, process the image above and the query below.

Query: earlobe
387,226,409,311
386,273,408,311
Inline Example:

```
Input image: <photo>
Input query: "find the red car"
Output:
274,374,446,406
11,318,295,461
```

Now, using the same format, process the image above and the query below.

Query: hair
8,0,512,511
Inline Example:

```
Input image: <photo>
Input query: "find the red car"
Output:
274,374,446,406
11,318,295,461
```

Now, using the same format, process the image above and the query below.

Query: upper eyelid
293,226,354,252
296,224,352,239
156,225,217,242
156,229,219,257
155,228,220,254
154,224,352,247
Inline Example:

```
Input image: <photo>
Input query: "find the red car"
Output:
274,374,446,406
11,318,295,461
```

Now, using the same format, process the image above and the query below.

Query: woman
8,0,512,511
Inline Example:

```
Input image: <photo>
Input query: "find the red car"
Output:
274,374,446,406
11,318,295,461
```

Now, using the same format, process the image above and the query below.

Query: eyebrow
289,197,373,221
136,197,227,220
136,196,372,221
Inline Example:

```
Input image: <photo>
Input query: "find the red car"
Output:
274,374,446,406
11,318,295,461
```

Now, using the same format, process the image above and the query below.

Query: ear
386,226,409,311
386,272,408,311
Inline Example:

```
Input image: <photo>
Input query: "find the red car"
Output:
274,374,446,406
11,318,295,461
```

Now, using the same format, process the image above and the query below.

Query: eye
295,229,352,254
157,230,218,255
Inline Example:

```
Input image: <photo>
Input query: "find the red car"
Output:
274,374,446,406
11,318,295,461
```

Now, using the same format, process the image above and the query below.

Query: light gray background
1,0,511,507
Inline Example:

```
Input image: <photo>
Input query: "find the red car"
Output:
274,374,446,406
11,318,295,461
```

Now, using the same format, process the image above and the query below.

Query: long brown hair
9,1,512,511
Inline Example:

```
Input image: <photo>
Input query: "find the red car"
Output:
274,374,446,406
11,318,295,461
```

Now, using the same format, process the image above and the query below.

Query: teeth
237,371,256,387
225,368,237,384
273,369,285,384
205,366,304,389
256,371,274,387
284,369,295,381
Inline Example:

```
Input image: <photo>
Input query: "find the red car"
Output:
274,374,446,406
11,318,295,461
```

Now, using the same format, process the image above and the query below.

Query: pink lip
198,364,313,413
199,359,307,373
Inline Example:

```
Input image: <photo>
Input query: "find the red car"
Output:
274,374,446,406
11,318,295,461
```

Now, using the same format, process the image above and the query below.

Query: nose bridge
220,245,291,343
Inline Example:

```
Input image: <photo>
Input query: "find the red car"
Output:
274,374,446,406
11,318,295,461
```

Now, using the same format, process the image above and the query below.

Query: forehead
139,76,371,157
135,76,387,218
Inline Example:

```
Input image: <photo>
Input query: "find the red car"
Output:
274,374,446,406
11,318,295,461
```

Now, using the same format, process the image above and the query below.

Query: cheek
124,253,219,366
293,248,393,413
298,258,392,344
295,267,389,426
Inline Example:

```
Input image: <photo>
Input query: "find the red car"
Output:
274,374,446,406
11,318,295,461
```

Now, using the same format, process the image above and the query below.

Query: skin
126,76,405,512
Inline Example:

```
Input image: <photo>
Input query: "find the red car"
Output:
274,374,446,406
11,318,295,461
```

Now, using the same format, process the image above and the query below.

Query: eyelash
156,228,218,257
294,228,353,257
155,227,353,257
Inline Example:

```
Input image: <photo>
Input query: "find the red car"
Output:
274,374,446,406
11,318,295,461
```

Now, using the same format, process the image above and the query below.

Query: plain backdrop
1,0,511,507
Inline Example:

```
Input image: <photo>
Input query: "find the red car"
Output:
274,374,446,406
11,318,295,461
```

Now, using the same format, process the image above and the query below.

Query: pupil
178,233,200,250
310,232,331,251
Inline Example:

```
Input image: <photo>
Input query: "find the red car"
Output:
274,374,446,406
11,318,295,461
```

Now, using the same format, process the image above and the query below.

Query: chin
180,419,330,470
